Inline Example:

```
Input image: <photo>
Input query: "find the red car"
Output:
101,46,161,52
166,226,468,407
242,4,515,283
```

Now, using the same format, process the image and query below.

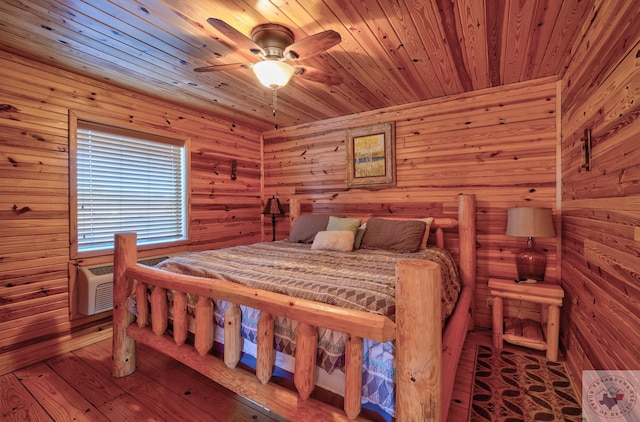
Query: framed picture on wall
346,122,395,188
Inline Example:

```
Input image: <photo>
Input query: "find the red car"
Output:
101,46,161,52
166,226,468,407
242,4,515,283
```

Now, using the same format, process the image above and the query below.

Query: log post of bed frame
458,193,477,330
256,312,275,384
395,259,442,421
113,232,138,377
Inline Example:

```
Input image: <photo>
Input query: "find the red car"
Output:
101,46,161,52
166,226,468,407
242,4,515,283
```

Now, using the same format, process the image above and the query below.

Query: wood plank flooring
0,328,535,421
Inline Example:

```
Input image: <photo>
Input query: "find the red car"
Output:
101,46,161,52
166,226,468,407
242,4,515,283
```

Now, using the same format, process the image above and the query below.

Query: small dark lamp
262,196,285,242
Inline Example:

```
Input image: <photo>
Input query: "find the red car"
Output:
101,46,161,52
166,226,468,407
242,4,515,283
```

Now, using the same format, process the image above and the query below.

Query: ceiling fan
195,18,343,89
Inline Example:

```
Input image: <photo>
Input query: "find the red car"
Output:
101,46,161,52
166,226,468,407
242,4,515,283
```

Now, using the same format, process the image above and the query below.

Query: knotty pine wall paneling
0,50,262,375
263,76,560,330
560,1,640,394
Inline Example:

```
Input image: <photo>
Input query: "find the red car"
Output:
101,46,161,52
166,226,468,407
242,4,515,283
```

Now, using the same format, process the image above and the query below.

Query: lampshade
262,196,284,215
505,208,555,238
253,61,294,89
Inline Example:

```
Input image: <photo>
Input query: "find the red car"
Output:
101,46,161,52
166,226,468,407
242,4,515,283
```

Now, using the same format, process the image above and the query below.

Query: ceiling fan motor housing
251,24,295,59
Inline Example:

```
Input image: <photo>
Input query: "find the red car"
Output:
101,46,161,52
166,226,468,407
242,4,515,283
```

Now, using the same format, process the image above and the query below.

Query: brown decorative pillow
360,218,427,252
288,214,331,243
287,214,345,243
383,217,433,249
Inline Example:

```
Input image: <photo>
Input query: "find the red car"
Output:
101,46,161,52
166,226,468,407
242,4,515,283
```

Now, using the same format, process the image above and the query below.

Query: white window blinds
76,122,187,252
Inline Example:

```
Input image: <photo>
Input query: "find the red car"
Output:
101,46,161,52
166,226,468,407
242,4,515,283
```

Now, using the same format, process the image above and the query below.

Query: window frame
69,111,190,259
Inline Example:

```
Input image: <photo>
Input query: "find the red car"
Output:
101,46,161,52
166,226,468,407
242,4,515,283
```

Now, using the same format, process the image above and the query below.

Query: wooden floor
0,328,530,421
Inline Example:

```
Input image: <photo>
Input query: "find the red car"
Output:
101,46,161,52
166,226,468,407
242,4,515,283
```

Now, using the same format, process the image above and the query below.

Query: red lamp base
515,238,547,281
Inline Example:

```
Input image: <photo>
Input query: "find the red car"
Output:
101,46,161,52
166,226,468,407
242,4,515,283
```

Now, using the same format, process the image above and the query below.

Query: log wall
560,1,640,390
263,76,560,330
0,50,262,375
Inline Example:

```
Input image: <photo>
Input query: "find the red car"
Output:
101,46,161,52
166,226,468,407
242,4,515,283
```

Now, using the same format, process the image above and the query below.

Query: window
72,119,187,255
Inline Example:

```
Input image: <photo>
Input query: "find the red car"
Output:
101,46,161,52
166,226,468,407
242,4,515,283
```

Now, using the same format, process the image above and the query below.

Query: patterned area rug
469,344,582,421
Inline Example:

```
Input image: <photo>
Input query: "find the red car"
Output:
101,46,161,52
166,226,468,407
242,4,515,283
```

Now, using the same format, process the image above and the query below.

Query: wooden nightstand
488,277,564,361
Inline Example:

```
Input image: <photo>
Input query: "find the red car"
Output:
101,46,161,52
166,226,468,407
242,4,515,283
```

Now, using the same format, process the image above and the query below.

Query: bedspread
138,241,461,415
156,241,460,323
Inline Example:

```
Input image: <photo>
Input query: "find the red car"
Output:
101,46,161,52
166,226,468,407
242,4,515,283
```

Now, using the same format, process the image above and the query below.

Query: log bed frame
112,193,476,421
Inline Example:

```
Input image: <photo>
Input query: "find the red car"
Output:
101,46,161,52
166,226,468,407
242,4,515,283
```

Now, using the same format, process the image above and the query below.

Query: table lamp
505,207,555,282
262,196,284,242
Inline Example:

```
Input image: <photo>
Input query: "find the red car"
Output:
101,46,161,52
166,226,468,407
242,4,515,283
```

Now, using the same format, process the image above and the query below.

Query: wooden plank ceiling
0,0,594,131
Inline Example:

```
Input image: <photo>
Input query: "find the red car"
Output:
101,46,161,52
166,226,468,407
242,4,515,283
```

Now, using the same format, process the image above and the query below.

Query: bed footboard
113,240,444,421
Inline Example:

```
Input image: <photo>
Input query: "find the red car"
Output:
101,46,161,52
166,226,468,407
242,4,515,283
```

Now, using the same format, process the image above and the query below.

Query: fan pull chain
272,88,278,130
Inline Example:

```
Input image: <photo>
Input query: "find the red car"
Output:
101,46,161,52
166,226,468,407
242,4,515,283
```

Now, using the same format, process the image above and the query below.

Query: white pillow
311,230,355,252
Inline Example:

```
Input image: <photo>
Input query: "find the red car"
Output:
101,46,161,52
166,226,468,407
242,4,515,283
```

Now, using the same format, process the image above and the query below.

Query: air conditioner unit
77,255,174,315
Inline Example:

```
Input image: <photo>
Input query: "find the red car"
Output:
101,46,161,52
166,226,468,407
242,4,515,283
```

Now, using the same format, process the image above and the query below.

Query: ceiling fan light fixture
253,60,294,89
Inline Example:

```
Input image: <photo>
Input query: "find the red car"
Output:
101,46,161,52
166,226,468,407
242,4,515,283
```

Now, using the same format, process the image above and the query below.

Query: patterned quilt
148,241,461,415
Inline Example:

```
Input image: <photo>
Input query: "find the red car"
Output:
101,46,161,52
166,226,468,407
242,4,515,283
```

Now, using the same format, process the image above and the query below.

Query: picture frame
346,122,395,188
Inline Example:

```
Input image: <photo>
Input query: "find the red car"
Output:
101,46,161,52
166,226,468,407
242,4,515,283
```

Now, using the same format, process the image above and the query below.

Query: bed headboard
289,194,474,243
288,194,477,298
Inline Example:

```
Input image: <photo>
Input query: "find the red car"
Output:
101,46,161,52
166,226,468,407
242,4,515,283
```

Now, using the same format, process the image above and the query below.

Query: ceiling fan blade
207,18,264,55
283,30,341,60
294,65,343,85
194,63,251,72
